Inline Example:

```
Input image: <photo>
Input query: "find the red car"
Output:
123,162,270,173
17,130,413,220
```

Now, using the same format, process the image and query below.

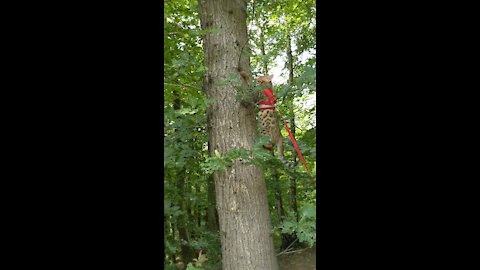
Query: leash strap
278,111,311,175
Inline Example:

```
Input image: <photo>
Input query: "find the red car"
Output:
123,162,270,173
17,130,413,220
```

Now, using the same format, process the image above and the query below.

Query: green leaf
301,204,316,218
280,221,296,234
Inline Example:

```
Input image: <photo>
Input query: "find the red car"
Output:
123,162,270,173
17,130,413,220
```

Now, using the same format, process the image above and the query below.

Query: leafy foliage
280,204,316,247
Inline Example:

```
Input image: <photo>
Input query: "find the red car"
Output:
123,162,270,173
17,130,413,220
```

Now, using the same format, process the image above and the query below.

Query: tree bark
198,0,279,269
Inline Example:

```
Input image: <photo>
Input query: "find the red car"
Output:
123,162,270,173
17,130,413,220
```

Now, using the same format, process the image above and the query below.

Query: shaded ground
278,246,316,270
168,247,317,270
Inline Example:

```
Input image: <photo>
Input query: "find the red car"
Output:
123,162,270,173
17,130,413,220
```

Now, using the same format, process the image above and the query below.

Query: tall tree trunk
198,1,279,269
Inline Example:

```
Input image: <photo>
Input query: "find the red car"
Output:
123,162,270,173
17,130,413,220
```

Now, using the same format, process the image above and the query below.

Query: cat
256,75,294,168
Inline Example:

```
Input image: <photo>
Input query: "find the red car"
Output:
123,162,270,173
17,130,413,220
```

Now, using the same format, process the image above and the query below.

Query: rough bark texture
198,0,279,269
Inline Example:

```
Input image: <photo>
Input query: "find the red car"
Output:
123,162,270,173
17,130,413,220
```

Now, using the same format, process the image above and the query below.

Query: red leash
278,110,311,175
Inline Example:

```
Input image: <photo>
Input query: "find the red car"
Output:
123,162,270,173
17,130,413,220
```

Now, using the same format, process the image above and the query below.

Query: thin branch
277,246,311,256
276,238,298,256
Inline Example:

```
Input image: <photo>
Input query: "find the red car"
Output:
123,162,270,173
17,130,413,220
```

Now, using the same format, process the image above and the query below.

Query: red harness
257,88,276,110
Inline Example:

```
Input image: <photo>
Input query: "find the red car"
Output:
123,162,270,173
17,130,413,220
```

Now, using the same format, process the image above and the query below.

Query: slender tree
198,0,279,269
259,14,269,75
173,90,195,265
285,33,298,223
206,173,219,232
